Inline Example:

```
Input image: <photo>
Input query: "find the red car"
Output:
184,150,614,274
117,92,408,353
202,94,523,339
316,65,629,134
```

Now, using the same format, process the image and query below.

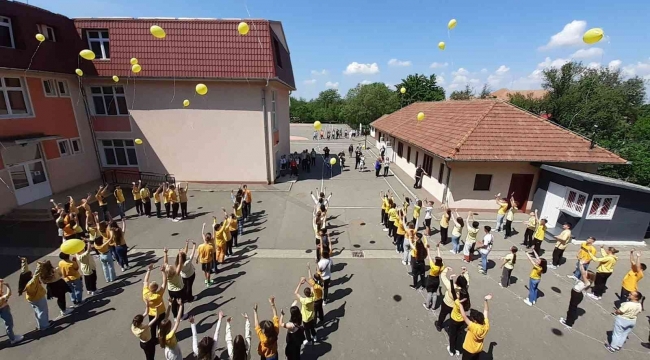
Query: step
0,208,53,222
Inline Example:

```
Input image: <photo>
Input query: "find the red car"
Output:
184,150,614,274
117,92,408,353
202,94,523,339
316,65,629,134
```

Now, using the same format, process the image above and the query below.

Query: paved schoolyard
0,126,648,359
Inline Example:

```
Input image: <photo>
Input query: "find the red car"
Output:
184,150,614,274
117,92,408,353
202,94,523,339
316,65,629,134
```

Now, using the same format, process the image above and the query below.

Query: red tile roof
73,18,293,87
371,100,627,164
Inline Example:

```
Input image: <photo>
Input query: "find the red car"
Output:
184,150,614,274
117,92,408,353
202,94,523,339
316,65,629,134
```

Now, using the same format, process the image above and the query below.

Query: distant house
491,88,548,101
371,100,627,213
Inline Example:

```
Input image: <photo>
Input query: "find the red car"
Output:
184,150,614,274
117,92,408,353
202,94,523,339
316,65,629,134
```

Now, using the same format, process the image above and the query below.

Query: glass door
9,159,52,205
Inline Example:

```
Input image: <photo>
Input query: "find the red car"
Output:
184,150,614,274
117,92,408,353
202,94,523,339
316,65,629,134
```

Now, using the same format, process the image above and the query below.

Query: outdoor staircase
0,208,53,222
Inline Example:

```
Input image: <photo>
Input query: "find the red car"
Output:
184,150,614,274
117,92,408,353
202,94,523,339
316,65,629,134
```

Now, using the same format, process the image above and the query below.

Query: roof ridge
450,100,499,159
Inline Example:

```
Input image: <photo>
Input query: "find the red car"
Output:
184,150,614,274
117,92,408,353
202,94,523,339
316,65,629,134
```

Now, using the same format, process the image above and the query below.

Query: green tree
314,89,343,123
395,73,445,106
479,84,494,99
449,85,474,100
341,82,399,127
507,92,548,116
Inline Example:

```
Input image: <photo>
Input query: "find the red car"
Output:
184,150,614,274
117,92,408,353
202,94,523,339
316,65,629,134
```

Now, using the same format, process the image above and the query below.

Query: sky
21,0,650,100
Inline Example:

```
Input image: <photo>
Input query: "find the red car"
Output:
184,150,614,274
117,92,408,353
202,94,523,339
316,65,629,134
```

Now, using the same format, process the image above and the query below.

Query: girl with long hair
409,234,428,290
387,202,397,238
281,304,305,360
606,291,645,353
449,210,465,255
38,260,71,318
447,286,471,357
132,299,161,360
199,223,216,285
76,241,98,296
402,219,415,266
143,264,168,339
179,240,197,302
226,313,252,360
413,199,422,230
439,205,451,244
380,191,390,230
499,246,518,288
587,246,619,300
423,243,444,310
18,258,49,330
93,214,116,283
158,299,184,360
394,209,406,254
435,267,469,332
231,190,245,239
163,248,185,319
559,261,593,329
523,250,547,306
109,219,129,271
57,252,83,306
179,182,189,219
190,311,223,360
463,213,479,263
254,297,280,360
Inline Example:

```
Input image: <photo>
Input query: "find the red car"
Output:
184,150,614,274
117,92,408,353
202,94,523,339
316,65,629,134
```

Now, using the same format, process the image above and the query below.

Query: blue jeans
69,278,84,304
611,316,636,349
115,244,129,268
117,203,125,219
480,252,489,272
528,278,540,303
99,253,116,282
496,214,505,231
451,235,461,253
30,297,50,330
573,261,589,279
0,305,16,341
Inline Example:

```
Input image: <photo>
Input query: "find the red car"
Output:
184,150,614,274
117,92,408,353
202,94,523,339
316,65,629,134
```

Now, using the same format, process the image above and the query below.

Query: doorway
507,173,535,212
3,144,52,205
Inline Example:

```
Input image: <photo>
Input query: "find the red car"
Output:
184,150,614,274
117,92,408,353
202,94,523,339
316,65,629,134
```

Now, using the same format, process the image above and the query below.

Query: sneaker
455,351,460,356
423,303,430,310
60,309,72,317
498,283,503,288
566,275,577,280
586,293,597,300
449,250,456,254
302,340,309,346
548,265,556,269
89,291,95,296
523,298,533,306
478,269,486,274
559,317,572,328
10,335,24,345
383,228,389,232
462,259,469,263
172,219,179,222
446,345,454,356
435,321,442,332
401,260,407,265
605,344,618,353
121,267,125,272
204,280,208,284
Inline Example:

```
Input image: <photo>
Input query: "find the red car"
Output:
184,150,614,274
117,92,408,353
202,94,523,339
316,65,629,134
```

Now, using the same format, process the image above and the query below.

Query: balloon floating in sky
130,58,139,65
75,69,83,76
35,33,45,42
134,138,143,145
238,22,250,35
150,25,166,39
196,83,208,95
448,19,457,30
79,49,96,60
60,239,85,255
112,75,119,82
438,42,446,50
183,99,190,107
313,121,322,131
329,157,337,165
583,28,604,44
400,87,406,94
132,64,142,73
417,112,425,121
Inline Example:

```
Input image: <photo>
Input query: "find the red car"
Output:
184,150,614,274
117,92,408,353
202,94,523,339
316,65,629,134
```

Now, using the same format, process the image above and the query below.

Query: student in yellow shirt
254,297,280,359
494,192,511,232
588,246,619,300
169,184,180,221
243,184,252,221
394,210,406,254
568,237,596,281
178,182,189,219
231,190,245,237
424,243,444,310
157,298,184,359
95,184,110,221
439,205,451,244
18,258,49,331
163,182,171,218
459,294,491,359
522,211,537,249
307,263,325,324
198,223,216,286
58,252,84,305
114,185,126,219
499,246,518,288
226,212,238,253
619,250,646,304
109,218,129,271
387,202,398,238
550,222,572,269
523,250,547,306
379,191,390,230
140,184,152,217
532,209,547,254
413,199,422,230
142,263,168,338
153,184,164,218
504,199,518,239
449,210,465,255
447,286,471,356
294,277,317,344
93,214,116,283
0,279,23,344
132,180,143,216
213,218,228,265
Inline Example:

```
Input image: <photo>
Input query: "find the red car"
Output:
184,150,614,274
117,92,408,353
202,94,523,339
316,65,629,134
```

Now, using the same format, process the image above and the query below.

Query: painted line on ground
190,181,295,193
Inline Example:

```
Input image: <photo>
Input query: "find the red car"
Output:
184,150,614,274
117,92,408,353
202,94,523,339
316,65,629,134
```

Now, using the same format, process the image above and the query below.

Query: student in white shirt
559,260,593,328
423,200,434,236
191,311,223,360
477,226,494,274
318,250,333,304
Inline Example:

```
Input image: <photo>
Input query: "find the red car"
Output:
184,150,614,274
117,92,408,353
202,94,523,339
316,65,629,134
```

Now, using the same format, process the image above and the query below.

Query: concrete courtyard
0,124,648,359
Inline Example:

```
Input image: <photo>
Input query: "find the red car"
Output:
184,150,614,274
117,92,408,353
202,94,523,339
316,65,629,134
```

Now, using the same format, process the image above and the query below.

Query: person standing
198,226,215,286
157,299,184,360
307,264,325,324
225,313,252,360
163,183,171,219
463,214,479,264
568,237,596,281
449,210,465,255
494,193,510,232
459,294,492,360
531,210,547,254
254,297,280,360
58,252,83,306
0,279,23,345
95,184,111,221
409,234,427,289
383,157,390,177
163,248,185,319
504,200,518,239
412,200,422,230
549,223,572,269
380,191,390,230
348,144,354,157
294,277,317,344
559,262,592,328
424,200,434,236
423,244,444,310
522,211,537,249
153,184,163,218
619,250,645,305
140,184,152,218
374,158,382,177
243,185,252,221
523,250,547,306
132,180,143,216
439,205,451,244
477,226,494,275
132,300,160,360
499,246,517,288
447,287,471,357
169,184,180,221
281,305,305,360
114,185,126,219
76,242,98,296
311,148,316,166
380,145,386,159
143,264,167,339
18,258,50,331
109,219,129,271
606,291,645,353
355,150,361,169
38,260,72,318
436,267,469,332
414,165,427,189
587,246,619,300
318,249,333,304
179,240,196,302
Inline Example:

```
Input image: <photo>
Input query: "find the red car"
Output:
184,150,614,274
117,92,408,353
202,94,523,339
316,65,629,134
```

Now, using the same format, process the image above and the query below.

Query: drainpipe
79,86,105,183
261,88,272,184
441,159,452,204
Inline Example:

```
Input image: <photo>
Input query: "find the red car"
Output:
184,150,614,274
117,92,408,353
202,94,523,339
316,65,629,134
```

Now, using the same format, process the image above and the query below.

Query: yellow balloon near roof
130,58,139,65
75,69,83,76
238,22,250,35
417,112,425,121
112,75,119,82
61,239,85,255
35,33,45,42
583,28,604,44
438,42,446,50
79,49,96,60
135,138,143,145
150,25,166,39
196,84,208,95
448,19,457,30
132,64,142,73
183,99,190,107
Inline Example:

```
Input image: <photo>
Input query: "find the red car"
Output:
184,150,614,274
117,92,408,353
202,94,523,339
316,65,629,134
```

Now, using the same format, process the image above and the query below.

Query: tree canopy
395,73,445,106
340,82,400,128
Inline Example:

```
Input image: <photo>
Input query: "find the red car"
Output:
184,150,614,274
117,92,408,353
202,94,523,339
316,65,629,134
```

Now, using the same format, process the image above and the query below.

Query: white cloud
480,68,488,74
469,78,480,85
487,74,501,87
448,83,460,90
360,80,372,85
570,47,603,59
451,75,468,85
608,60,622,70
388,59,412,67
437,76,445,85
303,79,316,85
587,62,601,69
539,20,587,50
310,69,328,76
538,57,569,69
452,68,470,76
495,65,510,75
325,81,339,89
343,62,380,75
622,60,650,78
430,62,448,69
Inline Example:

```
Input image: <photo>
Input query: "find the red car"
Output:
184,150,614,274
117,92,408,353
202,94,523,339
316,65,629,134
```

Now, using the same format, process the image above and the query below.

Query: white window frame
70,138,83,154
90,85,128,116
86,30,110,59
0,16,15,49
561,187,588,217
42,79,58,97
271,90,277,130
57,80,70,97
0,77,32,118
586,195,619,220
57,139,71,157
36,24,56,42
99,139,139,167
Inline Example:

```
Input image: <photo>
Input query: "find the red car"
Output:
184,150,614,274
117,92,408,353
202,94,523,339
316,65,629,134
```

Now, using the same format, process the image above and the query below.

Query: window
378,131,382,141
397,142,404,157
473,174,492,191
422,154,433,178
271,90,277,130
100,139,138,166
90,86,128,115
0,16,15,48
57,139,71,157
562,187,588,217
438,163,445,184
57,80,70,97
36,24,56,42
414,151,419,167
71,138,82,154
273,38,282,68
586,195,619,220
406,146,411,163
86,30,110,59
0,77,31,117
42,79,57,97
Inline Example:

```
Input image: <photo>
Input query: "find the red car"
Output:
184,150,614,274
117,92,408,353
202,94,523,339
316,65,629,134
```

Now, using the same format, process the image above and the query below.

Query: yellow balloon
150,25,166,39
448,19,457,30
417,112,425,121
238,22,250,35
130,58,139,65
60,239,85,255
134,138,143,145
313,121,322,131
132,64,142,73
438,41,446,50
112,75,119,82
183,99,190,107
583,28,604,45
196,83,208,95
35,33,45,42
329,157,337,165
75,68,83,76
400,87,406,94
79,49,96,60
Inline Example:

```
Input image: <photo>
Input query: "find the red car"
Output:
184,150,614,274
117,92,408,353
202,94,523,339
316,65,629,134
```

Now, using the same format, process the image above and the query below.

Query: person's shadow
482,341,497,360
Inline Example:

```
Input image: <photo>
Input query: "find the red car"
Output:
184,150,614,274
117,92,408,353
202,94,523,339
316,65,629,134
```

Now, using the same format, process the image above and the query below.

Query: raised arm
534,209,539,223
526,252,537,266
269,296,278,319
121,218,126,233
170,300,184,333
163,248,169,268
143,264,153,287
201,223,206,241
632,251,641,272
161,266,168,290
189,241,197,261
483,294,491,320
191,317,199,356
310,192,318,205
210,311,223,356
294,278,304,300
